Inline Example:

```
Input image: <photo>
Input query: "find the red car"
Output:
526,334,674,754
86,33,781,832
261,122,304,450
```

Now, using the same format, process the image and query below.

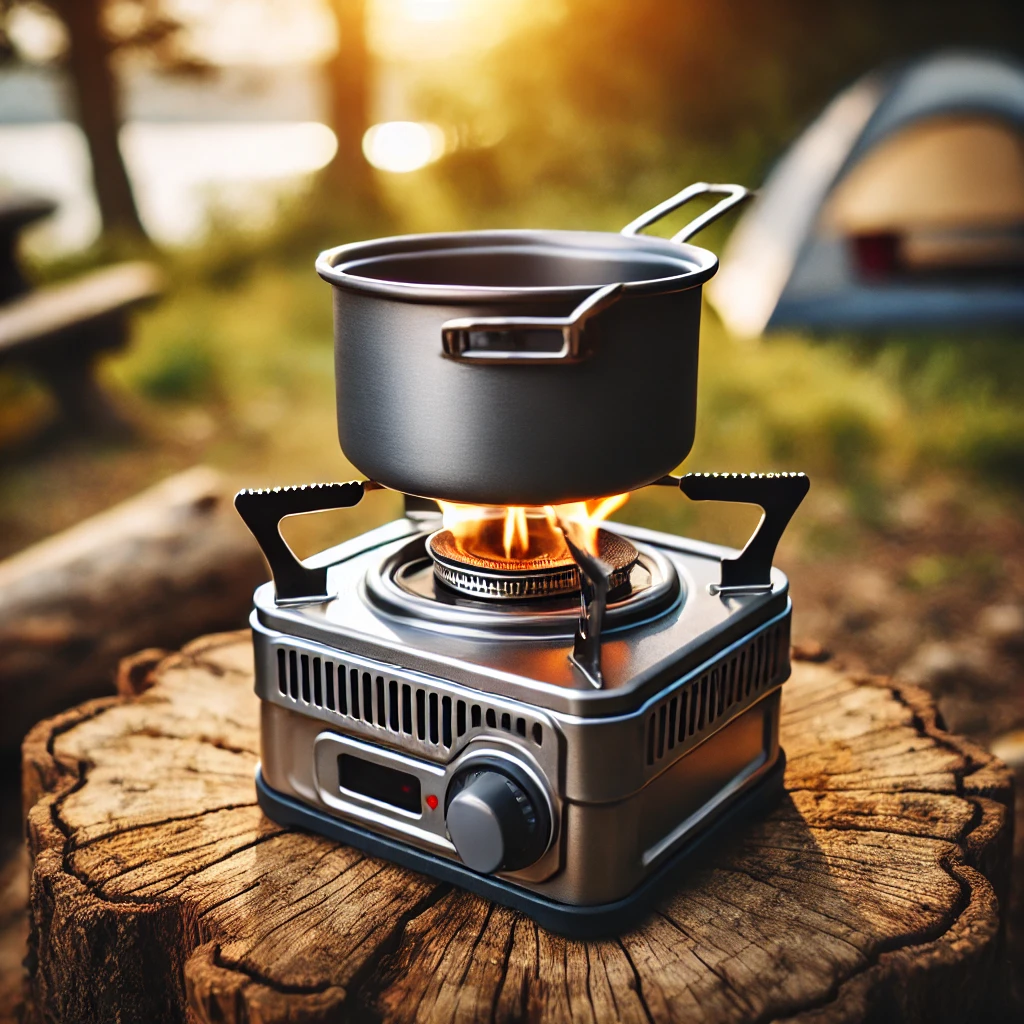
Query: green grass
107,258,1024,560
2,189,1021,558
132,327,219,402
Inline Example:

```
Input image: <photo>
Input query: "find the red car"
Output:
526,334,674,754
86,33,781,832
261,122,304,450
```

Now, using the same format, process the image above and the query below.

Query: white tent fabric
709,51,1024,337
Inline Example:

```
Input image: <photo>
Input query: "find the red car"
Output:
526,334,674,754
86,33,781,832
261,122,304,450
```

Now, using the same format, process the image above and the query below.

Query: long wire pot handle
440,181,752,364
621,182,753,242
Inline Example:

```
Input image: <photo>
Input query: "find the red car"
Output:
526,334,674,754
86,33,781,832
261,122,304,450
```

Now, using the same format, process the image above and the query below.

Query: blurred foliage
420,0,1024,223
132,325,218,401
97,254,1022,555
4,226,1022,558
3,0,1023,554
902,552,1002,591
26,176,393,293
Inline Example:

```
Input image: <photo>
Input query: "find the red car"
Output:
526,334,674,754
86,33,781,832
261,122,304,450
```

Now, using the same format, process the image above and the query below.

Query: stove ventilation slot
273,645,544,754
645,618,790,768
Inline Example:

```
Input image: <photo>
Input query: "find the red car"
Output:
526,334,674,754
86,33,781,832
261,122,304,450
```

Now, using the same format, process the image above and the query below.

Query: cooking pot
316,182,750,506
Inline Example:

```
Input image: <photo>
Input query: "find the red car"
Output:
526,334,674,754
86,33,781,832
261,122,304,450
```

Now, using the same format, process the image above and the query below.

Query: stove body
246,500,797,934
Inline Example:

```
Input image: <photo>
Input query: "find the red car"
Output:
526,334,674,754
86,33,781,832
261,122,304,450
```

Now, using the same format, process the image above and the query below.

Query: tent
709,51,1024,337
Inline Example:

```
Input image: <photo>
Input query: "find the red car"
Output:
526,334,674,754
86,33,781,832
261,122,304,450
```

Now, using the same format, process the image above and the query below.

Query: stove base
255,752,786,938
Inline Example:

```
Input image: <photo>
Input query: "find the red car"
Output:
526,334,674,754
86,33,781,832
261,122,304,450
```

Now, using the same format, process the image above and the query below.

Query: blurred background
0,0,1023,1009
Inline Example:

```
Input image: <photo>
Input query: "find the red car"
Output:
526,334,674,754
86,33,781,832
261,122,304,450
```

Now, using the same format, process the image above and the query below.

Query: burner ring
427,528,638,601
362,533,682,639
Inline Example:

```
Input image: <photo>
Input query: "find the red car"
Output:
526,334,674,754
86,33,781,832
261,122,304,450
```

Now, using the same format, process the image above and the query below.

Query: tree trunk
54,0,147,240
325,0,375,202
21,638,1015,1023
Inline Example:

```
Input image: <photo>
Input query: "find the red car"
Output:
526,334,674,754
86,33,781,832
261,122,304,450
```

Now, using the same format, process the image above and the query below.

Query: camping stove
236,472,807,936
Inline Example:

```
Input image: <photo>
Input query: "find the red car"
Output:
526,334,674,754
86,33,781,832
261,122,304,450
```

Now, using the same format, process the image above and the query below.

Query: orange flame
545,493,630,555
438,494,629,562
501,506,530,559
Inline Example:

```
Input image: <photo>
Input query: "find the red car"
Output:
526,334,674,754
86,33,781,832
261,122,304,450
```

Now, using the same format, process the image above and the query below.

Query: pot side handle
621,182,753,243
440,282,623,365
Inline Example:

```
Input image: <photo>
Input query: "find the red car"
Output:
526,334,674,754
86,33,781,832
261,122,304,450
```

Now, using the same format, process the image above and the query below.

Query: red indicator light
425,794,439,810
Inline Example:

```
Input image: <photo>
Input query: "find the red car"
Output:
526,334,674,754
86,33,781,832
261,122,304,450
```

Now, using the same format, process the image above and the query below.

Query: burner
364,533,679,638
427,527,638,600
235,473,809,937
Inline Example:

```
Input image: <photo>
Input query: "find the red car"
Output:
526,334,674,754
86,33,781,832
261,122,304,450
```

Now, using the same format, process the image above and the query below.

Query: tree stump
22,632,1013,1023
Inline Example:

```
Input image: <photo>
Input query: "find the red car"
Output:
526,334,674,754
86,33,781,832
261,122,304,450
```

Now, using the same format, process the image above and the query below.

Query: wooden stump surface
22,632,1013,1024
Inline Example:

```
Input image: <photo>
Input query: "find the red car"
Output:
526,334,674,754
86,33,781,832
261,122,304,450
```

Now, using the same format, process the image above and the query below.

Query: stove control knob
445,763,550,874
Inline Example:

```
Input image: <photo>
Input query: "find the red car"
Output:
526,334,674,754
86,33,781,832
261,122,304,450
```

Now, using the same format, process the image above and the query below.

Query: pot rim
316,228,718,304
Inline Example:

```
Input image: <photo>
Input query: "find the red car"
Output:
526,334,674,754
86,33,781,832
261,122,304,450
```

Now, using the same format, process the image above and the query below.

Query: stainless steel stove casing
252,517,791,908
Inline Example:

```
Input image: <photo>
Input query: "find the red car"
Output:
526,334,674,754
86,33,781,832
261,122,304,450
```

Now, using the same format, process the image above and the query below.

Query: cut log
0,469,266,751
22,634,1013,1024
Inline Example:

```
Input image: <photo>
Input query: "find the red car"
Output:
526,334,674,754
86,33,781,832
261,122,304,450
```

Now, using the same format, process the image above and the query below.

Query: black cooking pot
316,182,750,506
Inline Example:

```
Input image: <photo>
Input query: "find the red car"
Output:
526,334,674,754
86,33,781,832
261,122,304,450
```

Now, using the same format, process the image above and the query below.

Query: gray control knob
445,763,550,874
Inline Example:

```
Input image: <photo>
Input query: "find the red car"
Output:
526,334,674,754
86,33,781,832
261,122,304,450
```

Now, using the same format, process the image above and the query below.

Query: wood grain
0,468,266,750
21,633,1012,1023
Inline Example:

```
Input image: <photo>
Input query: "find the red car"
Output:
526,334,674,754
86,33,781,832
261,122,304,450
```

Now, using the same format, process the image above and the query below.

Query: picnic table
0,192,163,432
21,635,1013,1023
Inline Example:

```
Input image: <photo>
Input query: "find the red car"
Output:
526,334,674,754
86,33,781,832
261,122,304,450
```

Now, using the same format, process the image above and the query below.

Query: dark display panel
339,754,422,813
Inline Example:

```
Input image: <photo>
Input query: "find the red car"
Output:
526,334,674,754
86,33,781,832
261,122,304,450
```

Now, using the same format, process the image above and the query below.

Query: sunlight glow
372,0,524,61
399,0,462,21
167,0,337,65
362,121,445,173
119,121,340,180
6,4,67,62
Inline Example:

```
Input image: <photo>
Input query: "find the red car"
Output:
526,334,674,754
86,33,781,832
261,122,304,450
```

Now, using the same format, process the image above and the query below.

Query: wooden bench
20,636,1014,1023
0,193,164,432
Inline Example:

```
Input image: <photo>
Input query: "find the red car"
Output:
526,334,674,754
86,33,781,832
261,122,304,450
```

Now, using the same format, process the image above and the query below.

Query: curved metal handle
439,181,750,366
235,481,376,604
621,182,753,244
663,472,809,595
441,282,622,365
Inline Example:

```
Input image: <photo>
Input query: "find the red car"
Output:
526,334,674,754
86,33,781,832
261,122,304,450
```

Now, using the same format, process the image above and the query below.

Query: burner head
428,527,638,600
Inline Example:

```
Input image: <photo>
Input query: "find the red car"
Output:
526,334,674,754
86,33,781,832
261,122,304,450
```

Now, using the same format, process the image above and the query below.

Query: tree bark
325,0,375,202
53,0,147,240
0,467,266,751
20,636,1014,1023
